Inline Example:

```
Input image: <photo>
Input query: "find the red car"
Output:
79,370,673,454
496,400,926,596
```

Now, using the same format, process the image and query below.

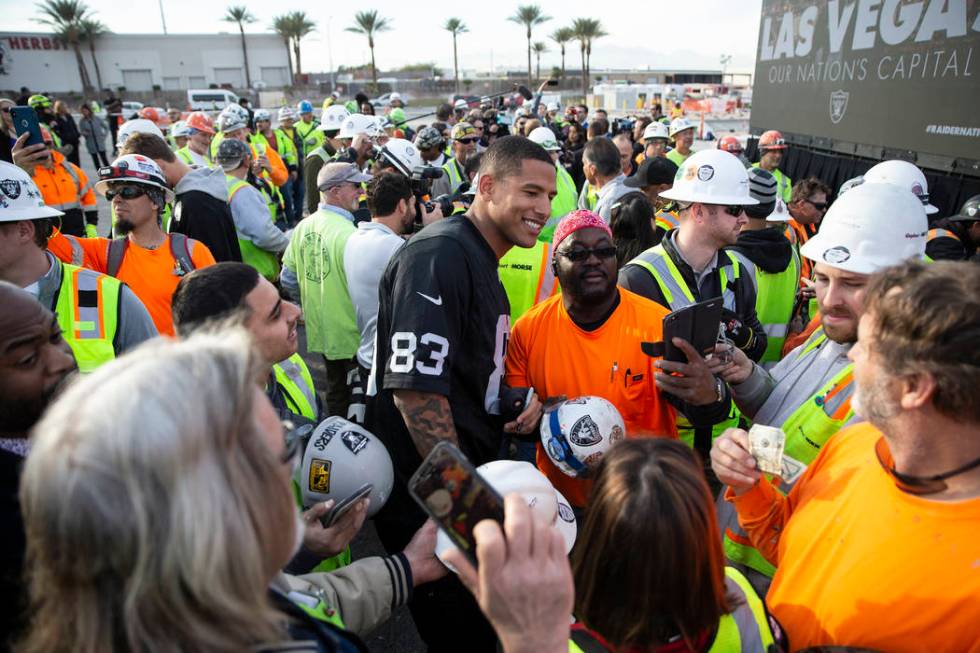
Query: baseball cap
451,122,476,141
552,210,612,249
215,138,250,171
317,162,372,191
624,157,678,189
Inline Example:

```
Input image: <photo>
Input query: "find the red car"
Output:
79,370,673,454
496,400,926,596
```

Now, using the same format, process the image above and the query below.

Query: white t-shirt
343,221,406,369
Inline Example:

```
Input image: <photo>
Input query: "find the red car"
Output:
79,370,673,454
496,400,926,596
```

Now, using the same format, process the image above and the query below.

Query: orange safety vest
30,150,96,213
785,219,814,285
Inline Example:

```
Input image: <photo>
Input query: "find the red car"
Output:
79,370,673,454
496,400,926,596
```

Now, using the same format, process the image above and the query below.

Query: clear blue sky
4,0,762,74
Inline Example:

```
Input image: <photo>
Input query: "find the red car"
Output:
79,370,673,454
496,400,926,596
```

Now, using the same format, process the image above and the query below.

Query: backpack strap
106,238,128,277
168,233,197,276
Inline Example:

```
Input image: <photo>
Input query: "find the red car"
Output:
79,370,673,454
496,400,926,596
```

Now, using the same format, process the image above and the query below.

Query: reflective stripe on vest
442,158,464,193
175,147,195,165
498,240,554,323
655,208,679,232
273,353,318,421
306,146,331,163
927,227,960,243
55,262,120,373
63,234,85,266
723,328,855,577
226,175,281,281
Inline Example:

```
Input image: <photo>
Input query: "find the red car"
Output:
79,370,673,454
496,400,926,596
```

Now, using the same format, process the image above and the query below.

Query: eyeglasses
806,199,829,212
558,245,618,262
281,420,313,473
457,137,479,144
104,185,147,201
0,107,10,114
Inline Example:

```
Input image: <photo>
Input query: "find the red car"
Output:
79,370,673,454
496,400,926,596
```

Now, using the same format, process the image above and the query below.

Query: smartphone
408,442,505,566
662,298,724,363
320,483,373,528
11,106,45,147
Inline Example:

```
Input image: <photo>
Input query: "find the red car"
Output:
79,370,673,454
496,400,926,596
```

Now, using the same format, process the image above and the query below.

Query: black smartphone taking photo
11,106,45,148
662,297,724,363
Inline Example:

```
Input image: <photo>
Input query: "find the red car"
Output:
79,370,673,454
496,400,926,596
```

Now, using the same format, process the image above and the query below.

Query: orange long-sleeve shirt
726,422,980,651
31,150,96,212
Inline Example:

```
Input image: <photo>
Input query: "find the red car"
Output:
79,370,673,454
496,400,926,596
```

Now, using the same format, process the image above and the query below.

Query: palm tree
346,10,392,93
272,14,295,86
532,42,547,83
223,5,256,89
35,0,93,93
583,19,606,84
443,18,468,96
78,17,108,91
549,27,573,79
287,11,316,80
508,5,550,86
572,18,606,96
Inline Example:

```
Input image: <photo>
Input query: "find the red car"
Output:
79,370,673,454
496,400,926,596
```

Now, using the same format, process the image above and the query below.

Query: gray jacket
78,115,109,154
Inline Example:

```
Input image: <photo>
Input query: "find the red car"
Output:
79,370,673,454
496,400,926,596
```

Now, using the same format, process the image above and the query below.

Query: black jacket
0,448,27,652
729,227,794,273
170,167,242,263
926,218,974,262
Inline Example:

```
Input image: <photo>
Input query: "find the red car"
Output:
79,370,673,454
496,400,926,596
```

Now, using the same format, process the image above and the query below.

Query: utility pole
158,0,168,34
326,15,334,91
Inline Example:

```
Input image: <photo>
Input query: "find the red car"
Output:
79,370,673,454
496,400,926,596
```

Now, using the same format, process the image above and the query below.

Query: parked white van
187,89,240,111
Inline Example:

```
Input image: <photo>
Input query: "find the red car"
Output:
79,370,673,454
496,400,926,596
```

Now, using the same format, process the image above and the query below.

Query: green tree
223,5,256,89
572,18,606,96
35,0,93,94
346,10,392,92
508,5,550,86
79,17,108,91
549,27,573,79
272,14,295,86
287,11,316,79
443,18,468,96
532,41,547,83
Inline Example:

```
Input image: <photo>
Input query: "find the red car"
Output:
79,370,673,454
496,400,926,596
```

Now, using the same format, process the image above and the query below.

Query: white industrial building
0,31,291,93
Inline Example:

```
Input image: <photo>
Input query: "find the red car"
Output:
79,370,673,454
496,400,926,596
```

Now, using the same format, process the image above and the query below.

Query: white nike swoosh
416,291,443,306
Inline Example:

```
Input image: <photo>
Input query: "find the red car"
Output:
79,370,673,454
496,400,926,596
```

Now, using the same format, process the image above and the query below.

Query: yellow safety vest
295,119,324,156
498,240,555,323
723,328,855,577
666,148,691,167
226,175,281,281
655,208,679,233
540,164,580,243
175,146,196,165
751,163,792,203
54,261,120,373
730,247,800,366
272,353,318,421
441,158,465,194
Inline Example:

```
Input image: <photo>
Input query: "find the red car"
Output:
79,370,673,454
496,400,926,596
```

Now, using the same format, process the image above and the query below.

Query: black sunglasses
457,137,479,144
0,107,10,114
104,186,147,201
717,205,745,217
558,245,618,262
807,199,829,212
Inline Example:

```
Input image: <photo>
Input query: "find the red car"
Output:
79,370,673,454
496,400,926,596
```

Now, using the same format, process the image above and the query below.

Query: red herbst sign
7,36,65,51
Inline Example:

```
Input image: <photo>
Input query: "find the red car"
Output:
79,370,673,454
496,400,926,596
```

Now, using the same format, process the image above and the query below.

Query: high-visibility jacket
175,146,195,165
751,163,792,203
498,240,556,323
568,567,775,652
539,164,580,242
722,328,855,577
441,157,465,194
731,249,800,367
54,261,121,373
252,130,298,169
306,145,334,165
655,207,679,232
226,175,281,281
666,148,691,167
210,134,289,186
628,244,743,448
272,353,318,422
30,150,96,214
295,119,324,156
783,219,817,317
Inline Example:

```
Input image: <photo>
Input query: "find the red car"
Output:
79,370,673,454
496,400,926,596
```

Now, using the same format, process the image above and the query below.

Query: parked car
370,92,409,109
187,89,240,112
120,101,143,120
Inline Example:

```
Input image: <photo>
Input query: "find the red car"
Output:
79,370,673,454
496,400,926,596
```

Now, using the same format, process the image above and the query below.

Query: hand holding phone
11,106,44,147
320,483,373,528
663,298,723,363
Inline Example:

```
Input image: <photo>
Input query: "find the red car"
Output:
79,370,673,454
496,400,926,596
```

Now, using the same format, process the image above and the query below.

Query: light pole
158,0,168,34
720,54,732,85
326,15,334,91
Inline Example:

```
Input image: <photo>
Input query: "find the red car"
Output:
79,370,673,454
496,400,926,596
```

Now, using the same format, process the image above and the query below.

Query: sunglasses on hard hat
104,185,147,201
559,245,618,263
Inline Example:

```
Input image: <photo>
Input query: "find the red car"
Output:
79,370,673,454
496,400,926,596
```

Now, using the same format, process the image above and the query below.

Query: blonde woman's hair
19,330,297,653
53,100,69,115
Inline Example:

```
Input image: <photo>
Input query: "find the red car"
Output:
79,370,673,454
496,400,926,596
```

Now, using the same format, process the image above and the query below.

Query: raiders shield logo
829,90,849,125
308,458,332,493
340,429,368,455
0,179,21,199
568,415,602,447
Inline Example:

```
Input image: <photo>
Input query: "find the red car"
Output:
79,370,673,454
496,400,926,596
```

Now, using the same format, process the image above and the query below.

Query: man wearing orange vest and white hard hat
708,181,929,596
751,130,792,203
0,161,157,372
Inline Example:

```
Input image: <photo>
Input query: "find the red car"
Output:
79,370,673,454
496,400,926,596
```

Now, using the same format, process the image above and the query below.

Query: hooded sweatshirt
730,227,793,273
171,166,243,262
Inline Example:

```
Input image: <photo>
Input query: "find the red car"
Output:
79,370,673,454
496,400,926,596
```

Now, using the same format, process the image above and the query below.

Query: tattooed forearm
393,390,459,457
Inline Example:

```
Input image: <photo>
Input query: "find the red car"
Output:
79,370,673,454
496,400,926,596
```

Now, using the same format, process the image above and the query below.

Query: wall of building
0,31,290,94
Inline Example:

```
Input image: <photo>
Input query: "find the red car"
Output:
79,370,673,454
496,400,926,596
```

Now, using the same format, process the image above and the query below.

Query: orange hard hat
759,129,787,150
718,135,743,153
138,107,160,123
184,111,215,135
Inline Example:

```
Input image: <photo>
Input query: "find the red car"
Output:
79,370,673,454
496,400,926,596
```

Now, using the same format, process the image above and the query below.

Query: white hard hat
253,108,272,123
453,98,468,110
765,198,791,222
277,106,297,122
222,103,250,122
319,104,351,132
0,161,64,222
643,121,670,141
389,92,402,101
514,107,530,118
800,182,927,275
862,160,938,214
435,460,577,570
216,109,247,134
658,149,759,206
546,101,560,112
94,154,176,204
528,126,560,152
377,138,423,176
298,416,394,518
669,117,696,137
169,120,191,138
338,113,378,140
117,119,164,147
838,175,864,197
540,396,626,478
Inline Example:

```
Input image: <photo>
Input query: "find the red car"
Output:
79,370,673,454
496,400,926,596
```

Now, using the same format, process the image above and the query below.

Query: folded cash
748,424,786,476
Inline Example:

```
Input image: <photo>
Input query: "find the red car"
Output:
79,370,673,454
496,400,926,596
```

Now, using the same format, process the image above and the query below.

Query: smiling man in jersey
366,135,555,652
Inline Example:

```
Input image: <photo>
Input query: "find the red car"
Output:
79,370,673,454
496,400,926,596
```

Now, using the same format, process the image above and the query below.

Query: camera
410,165,445,225
611,117,636,136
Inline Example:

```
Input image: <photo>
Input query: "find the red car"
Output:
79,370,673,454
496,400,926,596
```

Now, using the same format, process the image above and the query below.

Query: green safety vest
723,328,855,577
226,175,281,281
750,163,792,203
54,261,120,373
568,567,774,652
251,130,298,168
539,164,580,243
666,148,691,167
273,353,318,421
306,146,334,164
627,244,743,448
731,247,800,366
175,146,195,166
586,184,598,211
441,158,465,194
295,119,324,156
498,240,555,323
